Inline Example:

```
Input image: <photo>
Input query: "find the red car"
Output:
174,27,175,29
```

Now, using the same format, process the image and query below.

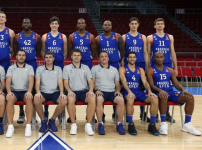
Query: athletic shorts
41,91,60,104
81,60,92,69
53,61,64,70
12,91,27,101
71,90,88,103
109,62,120,70
151,62,172,68
26,60,37,73
100,91,117,103
123,90,148,102
0,59,10,73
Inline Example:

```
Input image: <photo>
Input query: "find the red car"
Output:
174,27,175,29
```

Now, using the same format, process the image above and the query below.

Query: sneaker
182,122,201,136
85,123,94,136
140,112,150,123
102,114,105,123
116,123,126,135
98,123,105,135
156,114,159,123
70,124,77,135
148,123,160,136
128,122,137,135
48,119,58,132
6,125,14,138
159,122,168,135
25,124,32,137
39,120,47,133
166,113,175,123
112,113,115,121
17,115,25,124
67,116,77,123
44,111,49,122
0,123,4,134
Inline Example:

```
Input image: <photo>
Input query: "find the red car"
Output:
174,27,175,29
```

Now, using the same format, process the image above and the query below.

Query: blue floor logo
28,130,73,150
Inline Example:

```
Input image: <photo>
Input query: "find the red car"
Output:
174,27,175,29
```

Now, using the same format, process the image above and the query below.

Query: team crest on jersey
5,30,8,34
32,35,36,39
174,92,180,96
145,93,148,97
138,35,142,39
137,69,140,74
165,68,169,72
86,35,89,39
70,69,73,73
112,35,116,39
58,35,62,39
166,36,169,40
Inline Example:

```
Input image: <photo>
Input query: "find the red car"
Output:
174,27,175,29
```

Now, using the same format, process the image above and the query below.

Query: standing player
122,17,149,121
0,65,5,134
147,18,178,122
13,18,42,124
0,11,15,72
41,16,67,121
95,20,125,121
146,52,201,136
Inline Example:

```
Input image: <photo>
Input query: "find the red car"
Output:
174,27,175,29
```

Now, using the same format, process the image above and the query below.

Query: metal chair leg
62,109,66,130
91,114,95,131
171,106,174,125
3,111,7,131
32,108,36,130
180,106,184,127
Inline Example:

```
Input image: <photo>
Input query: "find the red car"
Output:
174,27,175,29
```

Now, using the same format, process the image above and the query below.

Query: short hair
71,49,82,55
45,51,54,57
127,51,136,57
99,51,108,57
23,18,32,24
0,11,6,18
103,20,112,25
50,16,60,24
129,17,139,23
16,49,26,56
77,18,86,24
154,18,165,25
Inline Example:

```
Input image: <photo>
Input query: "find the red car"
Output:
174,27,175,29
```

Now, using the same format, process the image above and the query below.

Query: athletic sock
185,114,192,123
166,106,169,114
44,105,49,112
113,105,116,114
0,117,3,123
160,114,166,122
150,114,157,124
127,115,133,124
140,106,144,114
117,122,122,125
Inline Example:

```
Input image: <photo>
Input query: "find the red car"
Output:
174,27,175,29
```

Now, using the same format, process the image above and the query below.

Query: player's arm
121,34,126,66
9,29,15,56
28,75,34,93
90,34,97,59
95,36,100,57
119,67,132,93
169,35,178,76
147,35,152,67
6,76,12,94
35,77,41,94
36,34,42,58
140,68,152,93
67,34,73,58
62,34,68,60
117,33,125,64
142,35,149,70
87,78,94,92
13,34,18,57
0,79,5,94
41,34,46,58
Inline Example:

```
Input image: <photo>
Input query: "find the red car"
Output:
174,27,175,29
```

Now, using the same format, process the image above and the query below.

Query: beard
23,27,31,31
128,61,135,65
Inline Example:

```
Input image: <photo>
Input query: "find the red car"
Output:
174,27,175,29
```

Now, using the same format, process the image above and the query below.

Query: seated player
6,50,34,138
63,49,96,136
0,65,5,134
119,52,159,135
92,51,126,135
146,52,201,136
34,51,67,132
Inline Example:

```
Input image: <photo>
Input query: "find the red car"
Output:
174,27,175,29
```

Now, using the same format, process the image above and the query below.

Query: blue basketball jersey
151,65,173,91
18,31,37,62
72,31,92,61
0,27,10,61
124,65,141,92
124,33,145,63
151,33,172,64
45,32,64,62
99,32,120,63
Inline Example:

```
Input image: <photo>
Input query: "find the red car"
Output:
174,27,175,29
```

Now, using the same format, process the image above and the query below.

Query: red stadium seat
186,62,196,67
193,67,202,87
181,67,198,87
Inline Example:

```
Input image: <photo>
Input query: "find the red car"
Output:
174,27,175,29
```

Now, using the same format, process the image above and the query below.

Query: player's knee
0,95,5,105
25,98,33,104
116,97,124,106
88,97,96,104
96,97,104,106
159,98,167,104
151,97,158,106
126,97,134,105
68,98,75,105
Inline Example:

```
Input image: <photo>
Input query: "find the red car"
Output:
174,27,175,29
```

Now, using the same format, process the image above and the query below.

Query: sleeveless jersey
45,32,64,62
99,32,120,62
72,31,92,61
124,65,141,91
18,31,37,61
124,33,145,63
151,33,172,64
0,27,10,61
151,65,173,91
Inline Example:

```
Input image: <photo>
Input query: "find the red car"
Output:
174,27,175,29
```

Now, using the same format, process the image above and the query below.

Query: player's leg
0,94,5,134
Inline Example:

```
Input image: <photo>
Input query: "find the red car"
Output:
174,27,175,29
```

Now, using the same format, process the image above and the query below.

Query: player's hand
174,68,178,76
148,92,157,98
6,92,14,100
127,91,135,99
114,91,123,97
0,90,5,95
182,90,193,98
87,91,95,97
25,91,33,100
68,91,75,97
60,94,67,101
95,90,103,97
158,90,169,98
34,92,42,100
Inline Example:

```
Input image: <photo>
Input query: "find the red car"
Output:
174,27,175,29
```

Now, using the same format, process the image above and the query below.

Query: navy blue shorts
81,60,92,69
109,62,120,70
73,90,88,103
100,91,117,103
26,61,37,73
0,59,10,73
41,91,60,104
123,90,148,102
151,62,172,68
53,61,64,70
12,91,27,101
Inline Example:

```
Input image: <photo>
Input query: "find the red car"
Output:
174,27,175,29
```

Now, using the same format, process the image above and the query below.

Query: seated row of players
0,49,200,138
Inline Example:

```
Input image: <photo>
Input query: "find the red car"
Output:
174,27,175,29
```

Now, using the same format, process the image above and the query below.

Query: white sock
8,124,14,128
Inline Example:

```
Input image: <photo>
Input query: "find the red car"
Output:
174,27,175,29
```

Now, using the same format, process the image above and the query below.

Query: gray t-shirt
6,63,34,91
0,65,5,89
35,65,62,93
63,63,92,91
91,64,120,92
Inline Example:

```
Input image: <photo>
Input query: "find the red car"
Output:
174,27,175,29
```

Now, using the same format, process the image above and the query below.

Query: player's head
45,51,55,65
129,17,139,31
102,20,112,32
77,18,86,31
0,11,7,24
99,51,109,65
127,51,137,65
154,52,165,66
49,16,60,31
71,49,82,63
154,18,165,30
16,50,26,64
22,18,32,31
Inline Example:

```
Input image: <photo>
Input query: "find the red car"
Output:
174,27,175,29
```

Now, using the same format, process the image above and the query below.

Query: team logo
145,93,148,97
98,69,101,72
153,69,157,73
58,35,62,39
153,36,157,40
70,70,72,73
165,68,169,72
137,69,140,74
166,36,169,40
112,35,116,39
32,35,36,39
127,35,130,39
19,34,22,39
138,35,142,39
5,30,8,34
86,35,89,39
174,92,180,96
48,35,50,39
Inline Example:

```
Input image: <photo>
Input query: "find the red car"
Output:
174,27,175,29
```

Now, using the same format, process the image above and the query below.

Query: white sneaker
159,122,168,135
85,123,94,136
70,123,77,135
6,125,14,138
182,122,201,136
25,124,32,137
